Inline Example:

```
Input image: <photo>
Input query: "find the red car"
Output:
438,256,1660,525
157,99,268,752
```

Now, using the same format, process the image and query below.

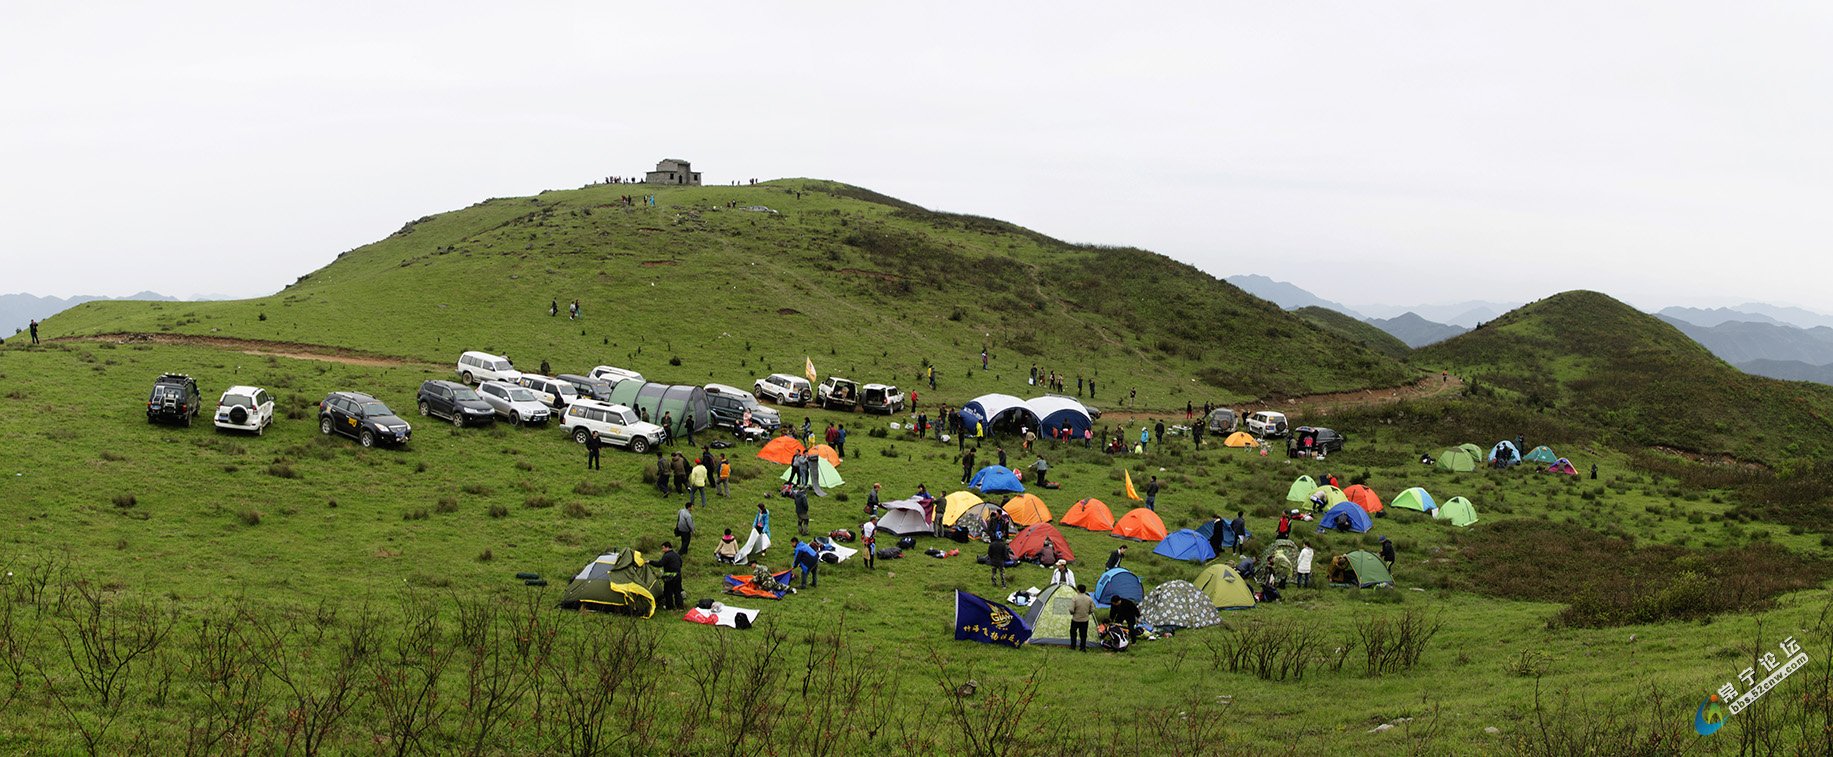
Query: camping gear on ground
941,491,987,526
1316,501,1373,534
1020,584,1078,646
813,537,859,563
1111,508,1169,541
1093,567,1145,609
828,528,854,542
1152,529,1217,562
683,604,760,628
1340,550,1394,588
1192,563,1256,609
1285,475,1318,502
1002,493,1053,527
1061,498,1116,532
1006,587,1042,607
1435,496,1479,527
1140,580,1225,630
876,547,904,559
757,435,805,464
1223,431,1259,448
953,590,1033,648
897,536,916,549
779,457,845,489
969,465,1026,494
559,549,661,618
1390,487,1437,513
877,498,932,536
725,570,796,600
516,572,541,580
735,525,772,565
1546,458,1580,475
1009,522,1076,563
1436,447,1480,472
1523,445,1560,465
1099,623,1131,651
1342,485,1384,515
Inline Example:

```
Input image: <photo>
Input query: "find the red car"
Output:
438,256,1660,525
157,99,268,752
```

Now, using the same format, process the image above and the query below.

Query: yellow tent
1223,432,1259,448
941,491,986,527
1003,493,1053,527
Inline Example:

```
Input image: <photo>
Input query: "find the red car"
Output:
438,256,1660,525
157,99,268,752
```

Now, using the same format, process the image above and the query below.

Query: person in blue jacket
792,537,820,589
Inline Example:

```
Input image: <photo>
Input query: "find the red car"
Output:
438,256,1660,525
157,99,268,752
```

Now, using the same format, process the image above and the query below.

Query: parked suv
213,385,274,435
515,374,578,410
146,373,203,426
755,373,812,405
318,392,412,447
705,383,780,431
417,379,496,427
476,380,551,426
861,383,904,414
457,351,521,385
589,365,645,385
1245,410,1289,438
1291,426,1347,454
558,373,616,402
560,399,664,452
1205,408,1237,435
815,376,860,410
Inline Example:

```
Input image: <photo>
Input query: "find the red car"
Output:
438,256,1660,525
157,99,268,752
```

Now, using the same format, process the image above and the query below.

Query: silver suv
476,381,551,426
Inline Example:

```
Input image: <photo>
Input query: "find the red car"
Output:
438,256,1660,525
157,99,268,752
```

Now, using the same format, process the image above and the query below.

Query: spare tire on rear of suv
229,407,248,425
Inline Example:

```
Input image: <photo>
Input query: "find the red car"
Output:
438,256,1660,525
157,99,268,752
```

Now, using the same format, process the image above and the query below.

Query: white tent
963,393,1039,430
876,497,932,536
1024,395,1093,435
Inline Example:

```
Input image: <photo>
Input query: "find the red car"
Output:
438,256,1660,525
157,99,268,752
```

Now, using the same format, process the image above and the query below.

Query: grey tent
608,380,710,436
1140,580,1224,630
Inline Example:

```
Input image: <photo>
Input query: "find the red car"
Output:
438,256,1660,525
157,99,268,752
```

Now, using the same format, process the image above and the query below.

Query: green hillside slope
47,179,1411,405
1292,306,1411,360
1417,290,1833,462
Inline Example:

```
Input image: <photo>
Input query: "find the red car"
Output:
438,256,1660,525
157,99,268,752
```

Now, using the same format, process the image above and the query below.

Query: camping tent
1261,539,1299,581
1062,498,1116,532
1285,475,1319,502
952,502,1002,540
941,491,986,526
1390,487,1437,512
1153,529,1218,562
1192,563,1256,609
1141,580,1225,630
1436,496,1479,527
1523,445,1560,465
1003,493,1053,527
607,381,711,435
1021,583,1078,646
1112,508,1169,541
1342,550,1394,587
1310,486,1348,507
1223,432,1259,448
876,498,932,535
1025,395,1094,438
779,457,844,488
1458,443,1486,461
1316,501,1373,534
1436,448,1479,472
559,549,661,617
757,435,804,464
1342,484,1384,515
1488,440,1521,465
1546,458,1579,475
1009,522,1075,563
1196,519,1252,549
1093,567,1145,609
963,394,1040,433
969,465,1026,494
808,443,842,467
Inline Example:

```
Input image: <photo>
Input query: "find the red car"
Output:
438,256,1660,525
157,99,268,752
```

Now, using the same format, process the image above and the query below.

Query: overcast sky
3,3,1828,311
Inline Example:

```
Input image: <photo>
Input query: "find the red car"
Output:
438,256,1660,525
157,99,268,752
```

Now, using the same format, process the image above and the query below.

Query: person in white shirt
1048,559,1076,587
861,516,878,570
1295,542,1316,588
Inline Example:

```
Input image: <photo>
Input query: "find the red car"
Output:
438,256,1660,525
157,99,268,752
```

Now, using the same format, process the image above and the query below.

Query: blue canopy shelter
1025,395,1093,438
963,394,1041,434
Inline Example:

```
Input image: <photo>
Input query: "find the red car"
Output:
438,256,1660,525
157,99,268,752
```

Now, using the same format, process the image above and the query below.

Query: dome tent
1093,567,1145,609
559,549,661,618
1062,498,1116,532
1390,487,1437,513
1140,580,1224,630
1025,395,1093,437
1152,529,1218,562
1315,501,1373,534
1285,476,1318,502
1436,496,1479,527
969,465,1026,494
1192,563,1256,610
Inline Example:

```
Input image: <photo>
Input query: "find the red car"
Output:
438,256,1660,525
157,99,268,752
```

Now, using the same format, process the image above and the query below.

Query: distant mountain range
1737,360,1833,385
1362,313,1469,348
1,292,180,334
1226,275,1485,347
1656,316,1833,366
1224,275,1356,313
1352,301,1515,328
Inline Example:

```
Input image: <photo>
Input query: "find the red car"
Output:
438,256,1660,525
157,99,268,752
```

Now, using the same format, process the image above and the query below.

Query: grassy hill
1292,306,1411,360
46,179,1412,405
1417,290,1833,463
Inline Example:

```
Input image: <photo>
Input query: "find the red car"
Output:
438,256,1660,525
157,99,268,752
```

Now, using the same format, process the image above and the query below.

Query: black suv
1291,426,1347,455
416,380,496,427
146,373,202,426
557,374,616,402
318,391,412,447
705,384,780,431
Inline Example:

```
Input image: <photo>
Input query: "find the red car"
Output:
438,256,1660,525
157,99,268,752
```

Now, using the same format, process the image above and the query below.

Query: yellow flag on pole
805,356,818,385
1123,469,1142,501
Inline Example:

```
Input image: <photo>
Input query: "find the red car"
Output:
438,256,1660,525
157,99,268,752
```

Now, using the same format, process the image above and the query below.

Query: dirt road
54,332,434,369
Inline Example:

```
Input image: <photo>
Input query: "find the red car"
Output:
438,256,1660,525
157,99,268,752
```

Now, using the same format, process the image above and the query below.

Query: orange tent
1003,493,1053,527
1111,508,1168,542
1062,498,1116,532
808,443,842,467
1009,523,1076,563
1343,484,1384,515
757,435,804,464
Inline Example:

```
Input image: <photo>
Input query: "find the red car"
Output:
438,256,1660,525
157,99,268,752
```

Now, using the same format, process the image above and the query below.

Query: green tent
1343,550,1394,588
1285,475,1318,502
559,549,661,617
1523,446,1560,465
1436,496,1479,527
1309,486,1347,507
1022,583,1078,646
1193,563,1256,609
780,457,845,488
1436,448,1478,472
1261,539,1299,582
1390,487,1437,512
1457,443,1485,461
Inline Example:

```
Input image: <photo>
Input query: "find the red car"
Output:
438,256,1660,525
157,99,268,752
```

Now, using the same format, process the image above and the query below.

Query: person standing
961,447,977,485
1207,514,1227,555
801,417,813,445
1379,536,1396,572
1031,456,1049,487
928,365,936,389
671,453,688,495
737,502,772,564
1230,511,1249,556
986,536,1010,588
1106,544,1126,570
717,455,731,497
861,515,878,570
1049,559,1075,587
981,349,989,370
1295,542,1315,588
687,459,709,508
1276,512,1292,540
1070,584,1095,651
1590,463,1599,480
996,447,1007,468
1155,420,1166,448
909,390,918,413
656,542,683,611
550,299,558,317
835,424,848,459
792,537,819,589
1139,426,1150,454
586,430,602,470
1088,378,1096,399
1144,476,1160,511
660,411,675,446
794,486,811,535
675,502,696,557
655,451,671,496
865,482,881,517
28,319,39,345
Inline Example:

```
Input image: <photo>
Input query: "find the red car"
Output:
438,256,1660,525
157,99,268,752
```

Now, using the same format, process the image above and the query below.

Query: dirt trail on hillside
1097,374,1465,424
54,333,433,368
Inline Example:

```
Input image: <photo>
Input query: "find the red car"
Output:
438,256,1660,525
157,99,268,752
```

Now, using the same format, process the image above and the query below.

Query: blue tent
1093,567,1145,609
1315,501,1373,534
1153,529,1217,562
1025,396,1093,438
968,465,1026,495
1195,520,1252,548
963,394,1041,433
1488,440,1521,466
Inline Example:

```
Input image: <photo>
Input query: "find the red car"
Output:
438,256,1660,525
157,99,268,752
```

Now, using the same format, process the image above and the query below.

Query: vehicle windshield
610,410,636,424
221,395,253,408
360,402,393,417
506,388,537,402
489,360,512,370
555,384,577,397
452,387,481,401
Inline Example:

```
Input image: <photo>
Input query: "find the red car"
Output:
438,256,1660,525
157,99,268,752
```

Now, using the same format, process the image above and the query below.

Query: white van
458,351,521,385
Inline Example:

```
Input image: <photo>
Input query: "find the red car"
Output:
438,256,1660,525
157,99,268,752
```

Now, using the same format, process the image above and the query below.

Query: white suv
561,399,664,453
515,374,578,410
458,351,522,385
1245,410,1289,438
476,380,551,426
213,385,275,435
755,373,812,405
589,365,645,385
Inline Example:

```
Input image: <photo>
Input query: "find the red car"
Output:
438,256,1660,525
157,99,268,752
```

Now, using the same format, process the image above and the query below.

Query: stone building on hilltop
645,158,701,186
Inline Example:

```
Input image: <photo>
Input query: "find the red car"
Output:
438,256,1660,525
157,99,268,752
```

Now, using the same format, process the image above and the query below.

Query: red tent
1343,485,1384,515
1009,523,1076,563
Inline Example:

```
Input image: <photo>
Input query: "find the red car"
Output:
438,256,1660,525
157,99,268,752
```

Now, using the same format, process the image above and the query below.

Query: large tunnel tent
607,381,710,434
1024,395,1093,437
964,394,1041,435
